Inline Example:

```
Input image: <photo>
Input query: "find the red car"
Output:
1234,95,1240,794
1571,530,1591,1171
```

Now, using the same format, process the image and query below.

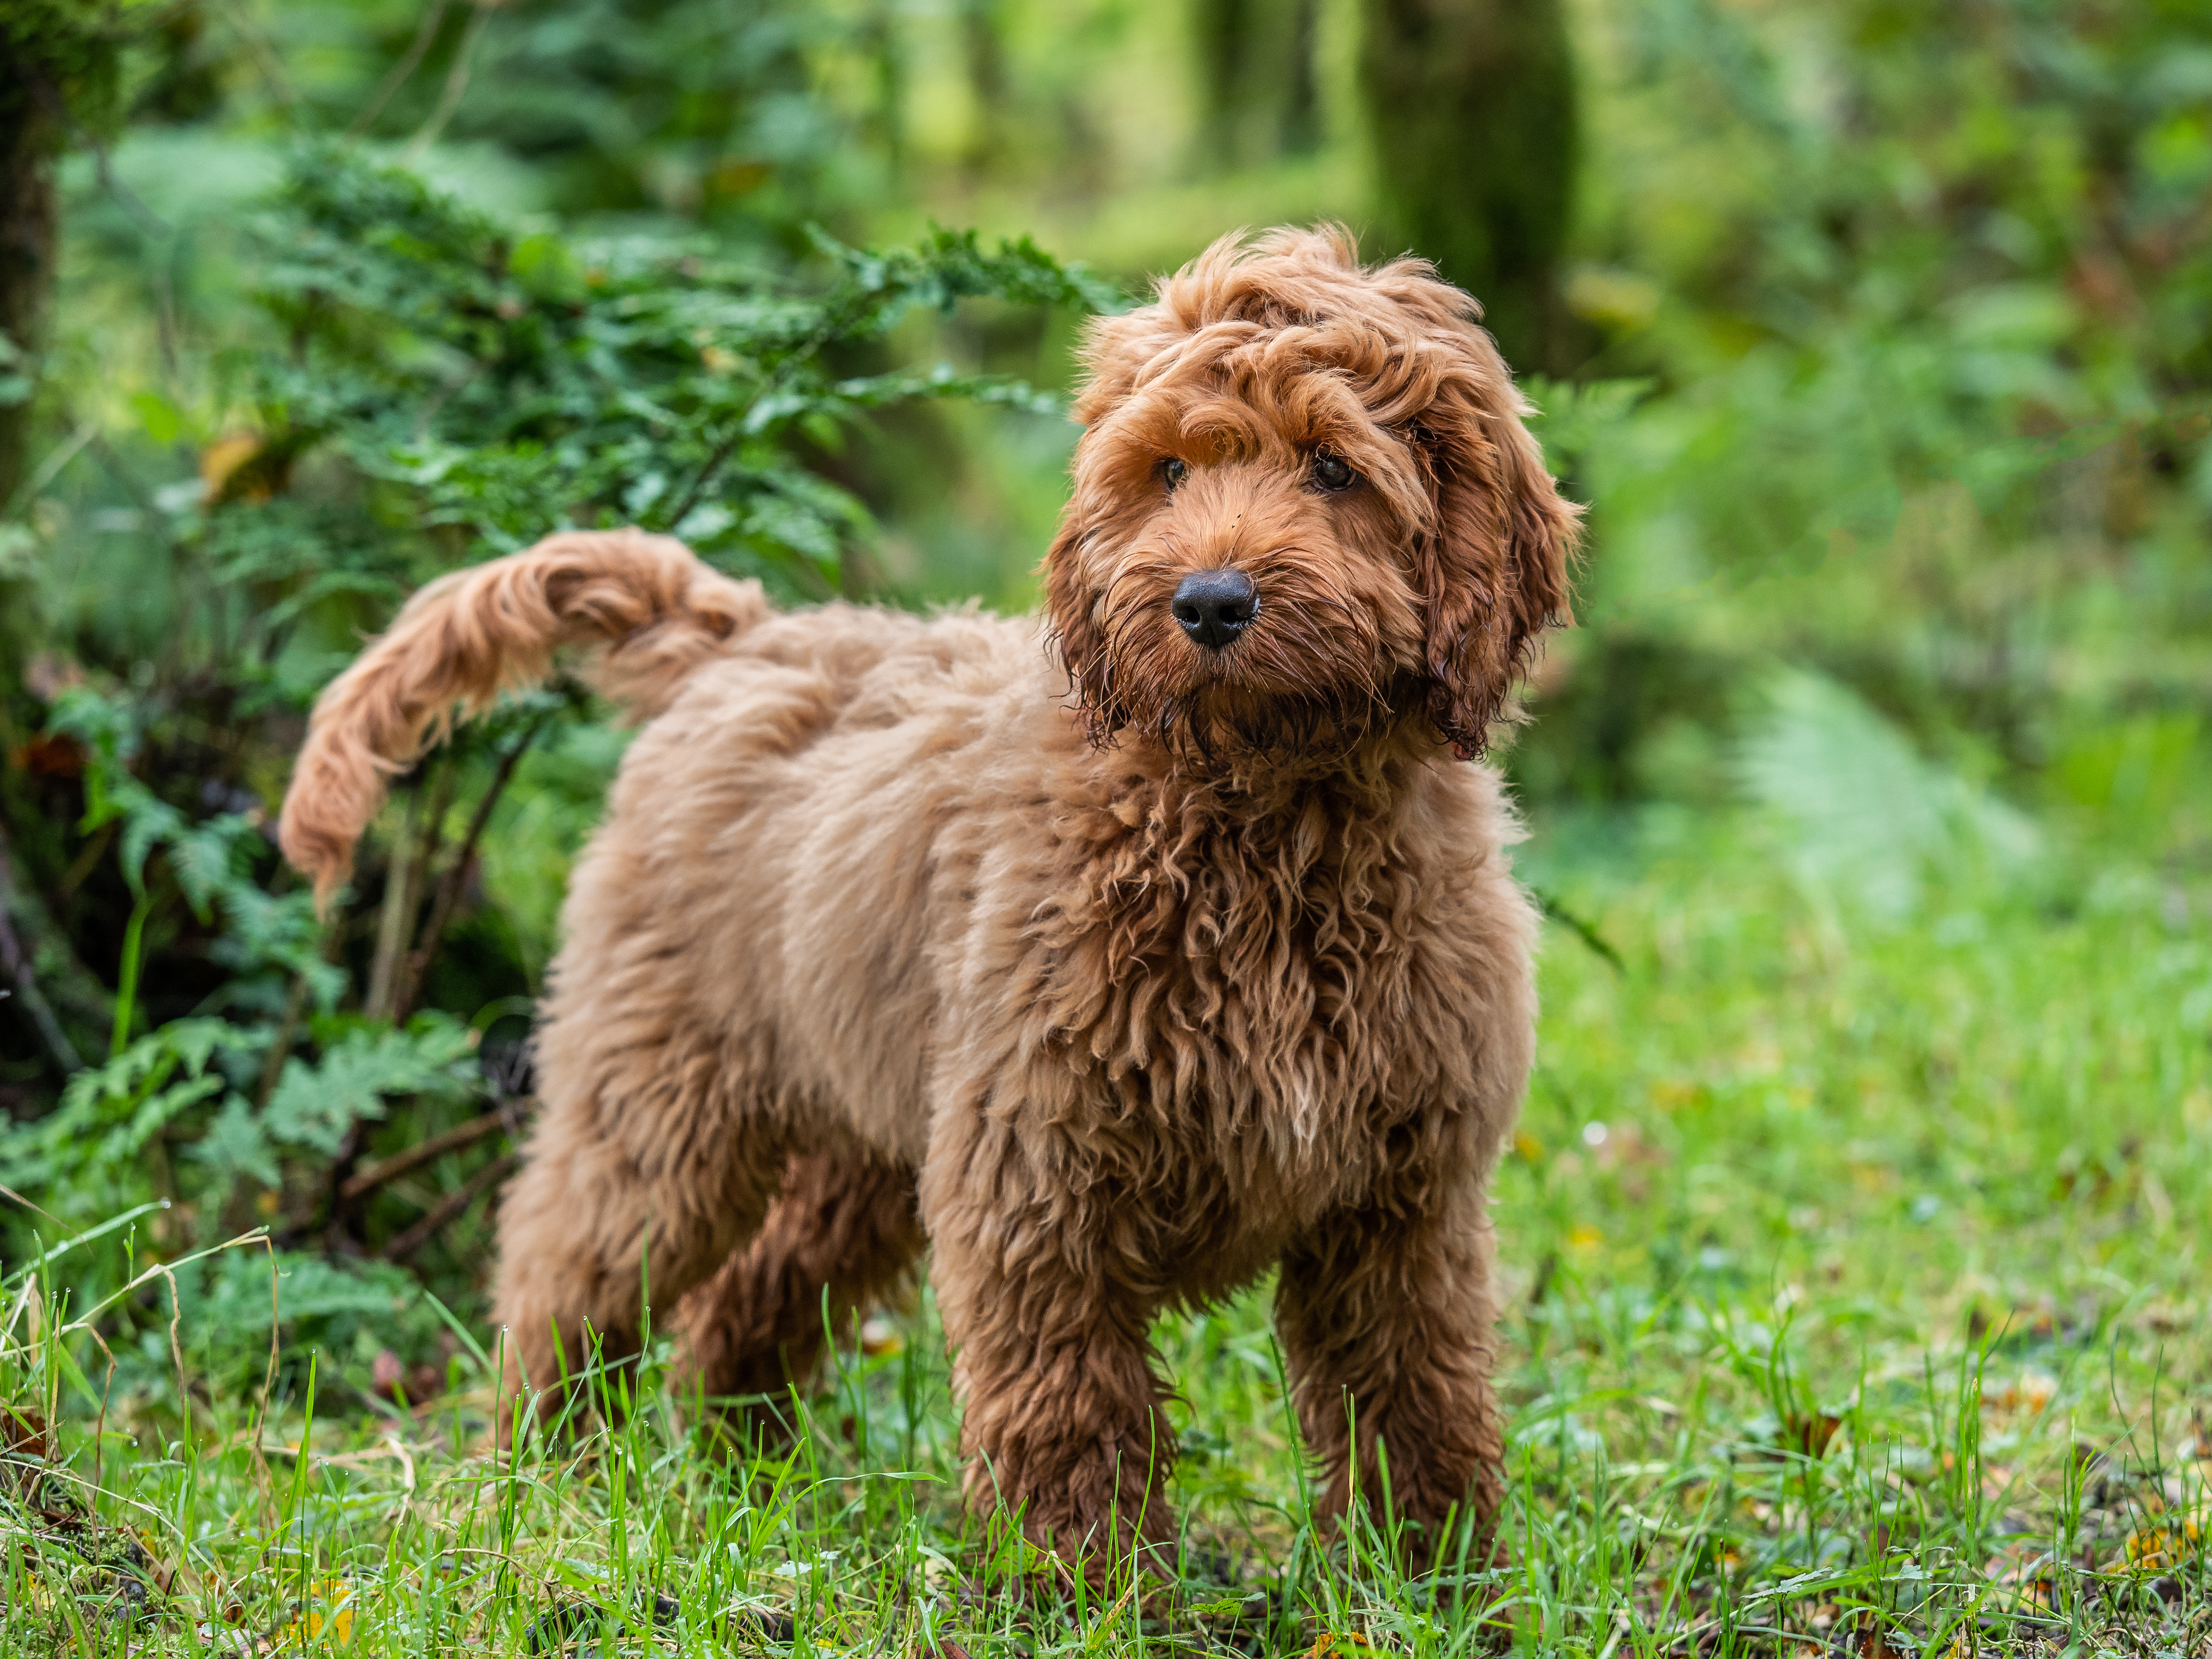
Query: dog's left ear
1408,365,1580,757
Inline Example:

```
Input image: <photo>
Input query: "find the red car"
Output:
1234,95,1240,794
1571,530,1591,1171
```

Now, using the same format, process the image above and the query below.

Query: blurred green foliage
1535,0,2212,830
0,0,2207,1409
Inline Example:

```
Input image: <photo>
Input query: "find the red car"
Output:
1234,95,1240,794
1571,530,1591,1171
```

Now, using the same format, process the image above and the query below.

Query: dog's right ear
1041,509,1121,744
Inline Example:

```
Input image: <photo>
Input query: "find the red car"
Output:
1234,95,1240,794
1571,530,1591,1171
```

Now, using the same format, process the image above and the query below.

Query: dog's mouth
1151,682,1395,761
1131,591,1402,760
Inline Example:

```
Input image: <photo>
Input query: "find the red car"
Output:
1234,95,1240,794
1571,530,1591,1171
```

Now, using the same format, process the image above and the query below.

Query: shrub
0,143,1111,1391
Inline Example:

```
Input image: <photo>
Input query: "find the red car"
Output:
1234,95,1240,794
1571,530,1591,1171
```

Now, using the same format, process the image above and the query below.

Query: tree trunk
0,84,58,510
1357,0,1578,375
0,24,113,1080
1193,0,1320,168
961,0,1010,176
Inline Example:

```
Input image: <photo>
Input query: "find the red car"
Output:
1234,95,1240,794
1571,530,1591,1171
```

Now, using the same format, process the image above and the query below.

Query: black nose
1171,568,1257,649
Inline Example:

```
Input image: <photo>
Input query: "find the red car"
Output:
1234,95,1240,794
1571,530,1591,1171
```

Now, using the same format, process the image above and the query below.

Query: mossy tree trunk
0,75,59,513
1192,0,1320,169
1357,0,1578,374
0,9,124,1077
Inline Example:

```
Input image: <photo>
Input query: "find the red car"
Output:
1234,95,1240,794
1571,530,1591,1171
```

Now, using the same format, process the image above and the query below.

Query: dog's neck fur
1021,707,1481,1182
1146,718,1436,818
1057,711,1450,987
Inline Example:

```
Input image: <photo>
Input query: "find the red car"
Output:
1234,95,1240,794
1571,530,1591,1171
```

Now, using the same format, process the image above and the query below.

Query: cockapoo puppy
280,227,1578,1571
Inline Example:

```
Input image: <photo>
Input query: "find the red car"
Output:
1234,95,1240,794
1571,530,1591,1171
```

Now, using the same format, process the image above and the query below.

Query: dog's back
552,599,1071,1164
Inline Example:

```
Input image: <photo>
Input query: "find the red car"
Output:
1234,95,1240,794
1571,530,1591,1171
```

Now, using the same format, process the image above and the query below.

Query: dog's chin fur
1111,681,1407,778
275,226,1580,1578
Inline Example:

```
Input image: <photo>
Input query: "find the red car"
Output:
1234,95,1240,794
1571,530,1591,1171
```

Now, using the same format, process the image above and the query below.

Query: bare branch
347,0,454,139
379,1151,518,1263
393,715,547,1021
338,1103,524,1205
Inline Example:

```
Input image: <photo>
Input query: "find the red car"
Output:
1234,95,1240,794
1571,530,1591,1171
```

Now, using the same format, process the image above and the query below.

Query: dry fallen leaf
274,1578,358,1648
1784,1410,1844,1459
2105,1519,2199,1574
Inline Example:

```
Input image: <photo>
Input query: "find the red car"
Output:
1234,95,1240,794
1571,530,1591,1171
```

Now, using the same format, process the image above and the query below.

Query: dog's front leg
923,1125,1175,1578
1273,1180,1507,1568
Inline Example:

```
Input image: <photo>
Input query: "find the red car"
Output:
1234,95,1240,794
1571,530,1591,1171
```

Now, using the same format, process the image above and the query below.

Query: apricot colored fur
278,227,1578,1572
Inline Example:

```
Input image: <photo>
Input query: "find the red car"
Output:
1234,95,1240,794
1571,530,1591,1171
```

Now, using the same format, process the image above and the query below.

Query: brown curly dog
279,226,1578,1572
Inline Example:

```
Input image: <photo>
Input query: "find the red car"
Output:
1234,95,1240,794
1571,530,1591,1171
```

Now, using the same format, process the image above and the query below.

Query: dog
279,226,1578,1572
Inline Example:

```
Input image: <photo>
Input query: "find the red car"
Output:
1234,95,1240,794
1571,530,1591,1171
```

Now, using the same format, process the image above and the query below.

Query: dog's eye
1160,457,1189,491
1311,451,1356,492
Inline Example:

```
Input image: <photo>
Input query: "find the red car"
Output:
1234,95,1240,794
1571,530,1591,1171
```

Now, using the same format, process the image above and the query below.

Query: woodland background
0,0,2210,1652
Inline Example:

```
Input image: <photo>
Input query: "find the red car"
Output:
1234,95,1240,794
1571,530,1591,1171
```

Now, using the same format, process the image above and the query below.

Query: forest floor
5,815,2210,1657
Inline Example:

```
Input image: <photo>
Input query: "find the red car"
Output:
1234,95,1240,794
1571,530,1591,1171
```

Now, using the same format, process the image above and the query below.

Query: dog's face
1043,227,1578,763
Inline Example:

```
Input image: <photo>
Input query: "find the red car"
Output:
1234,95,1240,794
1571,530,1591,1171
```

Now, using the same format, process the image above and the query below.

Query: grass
4,809,2210,1656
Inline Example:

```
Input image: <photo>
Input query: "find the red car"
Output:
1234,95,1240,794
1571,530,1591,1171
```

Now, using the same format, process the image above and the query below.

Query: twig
1532,885,1626,975
398,0,493,166
149,1262,190,1424
0,829,83,1073
347,0,455,138
210,0,298,113
364,785,423,1023
18,68,172,238
338,1103,524,1204
413,752,460,901
379,1152,519,1263
316,1118,371,1257
2,418,97,521
379,748,460,1008
255,972,311,1108
361,753,458,1028
393,716,547,1021
660,425,744,534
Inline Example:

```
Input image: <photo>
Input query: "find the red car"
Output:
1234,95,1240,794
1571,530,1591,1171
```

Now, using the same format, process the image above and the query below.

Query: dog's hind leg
489,1013,793,1433
669,1136,924,1432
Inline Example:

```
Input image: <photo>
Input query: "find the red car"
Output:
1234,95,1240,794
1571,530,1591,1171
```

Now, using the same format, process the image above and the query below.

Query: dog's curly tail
279,528,767,906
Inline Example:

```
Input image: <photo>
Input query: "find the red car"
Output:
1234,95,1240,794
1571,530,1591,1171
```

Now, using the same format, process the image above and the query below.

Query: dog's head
1043,227,1578,763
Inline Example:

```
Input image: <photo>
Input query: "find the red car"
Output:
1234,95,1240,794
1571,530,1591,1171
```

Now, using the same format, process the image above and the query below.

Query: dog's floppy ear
1042,509,1121,744
1408,367,1579,757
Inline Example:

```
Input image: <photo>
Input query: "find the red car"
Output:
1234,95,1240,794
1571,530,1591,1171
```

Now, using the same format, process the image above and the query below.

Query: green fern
1738,669,2040,921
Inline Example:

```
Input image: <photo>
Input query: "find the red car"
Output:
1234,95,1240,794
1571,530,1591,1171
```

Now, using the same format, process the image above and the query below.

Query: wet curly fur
278,227,1578,1572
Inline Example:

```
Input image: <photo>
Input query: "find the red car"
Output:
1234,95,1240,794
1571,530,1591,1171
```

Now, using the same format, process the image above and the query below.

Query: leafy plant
249,148,1112,597
0,143,1114,1392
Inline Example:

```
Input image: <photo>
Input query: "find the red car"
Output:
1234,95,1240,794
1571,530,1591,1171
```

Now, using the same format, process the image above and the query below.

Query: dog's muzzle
1171,568,1257,650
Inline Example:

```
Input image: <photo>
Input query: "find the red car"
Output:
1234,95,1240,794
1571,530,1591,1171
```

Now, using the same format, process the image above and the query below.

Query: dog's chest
1023,781,1460,1221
